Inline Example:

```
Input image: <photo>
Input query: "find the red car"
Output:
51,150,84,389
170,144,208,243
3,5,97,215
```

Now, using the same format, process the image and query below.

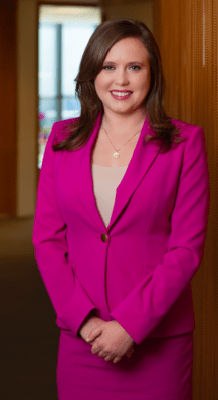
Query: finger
91,345,100,355
98,351,106,358
86,339,95,345
91,338,105,355
104,355,112,362
126,348,134,358
113,356,122,364
86,327,102,343
86,336,100,346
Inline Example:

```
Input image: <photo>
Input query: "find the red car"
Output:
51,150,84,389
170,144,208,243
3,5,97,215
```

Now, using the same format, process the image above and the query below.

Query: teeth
111,91,131,97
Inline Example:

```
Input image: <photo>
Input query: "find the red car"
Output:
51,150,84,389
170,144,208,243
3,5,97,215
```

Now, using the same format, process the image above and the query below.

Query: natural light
38,5,101,168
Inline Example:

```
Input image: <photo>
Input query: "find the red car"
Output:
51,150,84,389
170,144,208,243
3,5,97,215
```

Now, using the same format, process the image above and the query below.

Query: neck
101,108,147,135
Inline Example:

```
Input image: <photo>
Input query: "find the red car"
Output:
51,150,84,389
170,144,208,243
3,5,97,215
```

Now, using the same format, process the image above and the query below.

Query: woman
33,19,209,400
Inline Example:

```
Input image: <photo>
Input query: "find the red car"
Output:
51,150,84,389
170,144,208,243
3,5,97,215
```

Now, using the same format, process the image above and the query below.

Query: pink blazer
33,114,209,345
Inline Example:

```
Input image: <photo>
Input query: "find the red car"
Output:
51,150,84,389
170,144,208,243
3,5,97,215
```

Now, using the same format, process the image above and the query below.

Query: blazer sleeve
33,122,97,336
110,125,210,344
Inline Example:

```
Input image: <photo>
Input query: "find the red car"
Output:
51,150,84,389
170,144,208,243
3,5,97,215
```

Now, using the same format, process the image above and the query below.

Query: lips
110,90,132,100
111,90,132,96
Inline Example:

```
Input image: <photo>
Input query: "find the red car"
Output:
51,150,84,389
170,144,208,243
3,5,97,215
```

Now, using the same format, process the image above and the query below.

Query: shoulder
169,119,208,171
50,117,79,145
41,118,79,169
168,118,206,154
170,118,204,140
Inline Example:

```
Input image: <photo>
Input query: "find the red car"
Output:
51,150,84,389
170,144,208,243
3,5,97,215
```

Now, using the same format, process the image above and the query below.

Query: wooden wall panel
154,0,218,399
0,0,17,216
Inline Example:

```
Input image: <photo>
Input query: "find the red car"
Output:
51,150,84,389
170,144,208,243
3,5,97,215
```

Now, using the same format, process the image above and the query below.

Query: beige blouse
91,164,128,228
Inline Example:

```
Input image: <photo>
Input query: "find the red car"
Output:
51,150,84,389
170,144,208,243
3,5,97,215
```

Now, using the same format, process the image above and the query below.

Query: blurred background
0,0,217,399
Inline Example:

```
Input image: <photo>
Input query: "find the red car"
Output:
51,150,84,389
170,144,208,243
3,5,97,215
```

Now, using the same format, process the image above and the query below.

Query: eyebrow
102,61,146,66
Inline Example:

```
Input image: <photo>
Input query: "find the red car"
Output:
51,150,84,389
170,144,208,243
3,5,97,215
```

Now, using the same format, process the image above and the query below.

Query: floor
0,217,59,399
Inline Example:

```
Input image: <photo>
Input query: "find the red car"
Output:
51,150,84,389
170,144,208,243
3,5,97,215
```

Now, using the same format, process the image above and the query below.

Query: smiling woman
33,18,209,400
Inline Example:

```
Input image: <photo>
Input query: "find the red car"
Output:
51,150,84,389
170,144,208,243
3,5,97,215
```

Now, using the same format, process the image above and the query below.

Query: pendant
113,152,120,159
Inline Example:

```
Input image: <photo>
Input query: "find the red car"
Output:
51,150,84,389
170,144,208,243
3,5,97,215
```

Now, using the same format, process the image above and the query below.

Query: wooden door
154,0,218,398
0,0,17,217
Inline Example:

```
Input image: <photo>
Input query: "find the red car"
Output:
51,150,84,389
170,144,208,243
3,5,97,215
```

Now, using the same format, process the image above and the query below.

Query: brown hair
53,19,181,152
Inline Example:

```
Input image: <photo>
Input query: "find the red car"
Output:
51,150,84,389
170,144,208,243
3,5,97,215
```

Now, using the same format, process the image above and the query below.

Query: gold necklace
102,126,141,159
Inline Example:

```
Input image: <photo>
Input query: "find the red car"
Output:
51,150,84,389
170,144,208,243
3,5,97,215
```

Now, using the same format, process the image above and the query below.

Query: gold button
101,234,108,243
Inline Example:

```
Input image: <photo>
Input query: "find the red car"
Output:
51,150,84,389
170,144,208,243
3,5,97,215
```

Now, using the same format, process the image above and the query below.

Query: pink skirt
57,330,193,400
57,329,193,400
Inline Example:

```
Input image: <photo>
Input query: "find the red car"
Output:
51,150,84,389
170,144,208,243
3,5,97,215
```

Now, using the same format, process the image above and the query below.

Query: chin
110,105,135,114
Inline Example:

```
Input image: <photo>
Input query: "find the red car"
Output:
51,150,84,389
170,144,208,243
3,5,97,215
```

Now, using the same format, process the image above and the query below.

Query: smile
110,91,132,100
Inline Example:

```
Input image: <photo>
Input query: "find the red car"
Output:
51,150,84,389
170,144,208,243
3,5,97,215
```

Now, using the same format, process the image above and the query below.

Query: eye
102,65,115,70
130,65,141,71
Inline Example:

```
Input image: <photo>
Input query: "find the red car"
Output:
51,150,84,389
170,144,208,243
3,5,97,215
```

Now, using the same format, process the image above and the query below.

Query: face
94,37,151,117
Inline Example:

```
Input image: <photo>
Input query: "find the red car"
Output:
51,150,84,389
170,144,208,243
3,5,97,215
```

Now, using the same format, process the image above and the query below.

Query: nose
115,67,129,86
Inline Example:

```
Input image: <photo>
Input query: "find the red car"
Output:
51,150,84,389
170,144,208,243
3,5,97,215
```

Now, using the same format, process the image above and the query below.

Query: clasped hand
79,317,135,363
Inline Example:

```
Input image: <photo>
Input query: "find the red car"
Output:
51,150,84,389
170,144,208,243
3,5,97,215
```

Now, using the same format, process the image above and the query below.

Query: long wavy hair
53,19,181,152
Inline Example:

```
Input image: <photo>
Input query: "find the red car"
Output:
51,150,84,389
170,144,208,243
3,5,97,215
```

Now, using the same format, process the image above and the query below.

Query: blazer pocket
143,265,157,278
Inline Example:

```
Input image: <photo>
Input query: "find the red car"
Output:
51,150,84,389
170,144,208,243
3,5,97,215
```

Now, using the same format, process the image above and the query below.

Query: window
38,5,101,168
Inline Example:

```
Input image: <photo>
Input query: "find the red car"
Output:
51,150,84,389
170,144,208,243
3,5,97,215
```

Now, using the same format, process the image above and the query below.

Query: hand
86,320,135,363
79,315,105,342
126,346,135,359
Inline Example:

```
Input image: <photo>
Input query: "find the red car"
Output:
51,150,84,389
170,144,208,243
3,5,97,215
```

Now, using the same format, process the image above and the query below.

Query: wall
101,0,153,31
17,0,37,216
154,0,218,398
0,0,17,217
16,0,100,217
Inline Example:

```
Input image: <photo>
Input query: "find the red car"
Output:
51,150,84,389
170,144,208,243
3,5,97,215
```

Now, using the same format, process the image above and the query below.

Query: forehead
104,37,149,62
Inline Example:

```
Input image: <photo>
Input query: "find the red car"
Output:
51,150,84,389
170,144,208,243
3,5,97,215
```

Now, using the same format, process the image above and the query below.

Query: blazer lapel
74,113,106,231
108,117,163,230
74,113,162,232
